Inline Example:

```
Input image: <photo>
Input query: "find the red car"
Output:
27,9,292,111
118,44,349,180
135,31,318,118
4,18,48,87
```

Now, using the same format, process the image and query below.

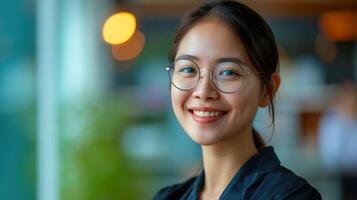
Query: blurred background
1,0,357,199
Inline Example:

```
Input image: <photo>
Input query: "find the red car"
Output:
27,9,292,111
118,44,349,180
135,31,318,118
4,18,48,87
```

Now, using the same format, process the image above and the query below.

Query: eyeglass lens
169,59,248,93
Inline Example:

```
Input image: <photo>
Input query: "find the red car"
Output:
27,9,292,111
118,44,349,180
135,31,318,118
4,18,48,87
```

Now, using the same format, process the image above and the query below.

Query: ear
259,73,281,107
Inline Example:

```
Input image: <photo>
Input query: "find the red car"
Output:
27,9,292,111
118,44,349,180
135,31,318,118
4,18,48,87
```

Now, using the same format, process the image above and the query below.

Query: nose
191,70,219,100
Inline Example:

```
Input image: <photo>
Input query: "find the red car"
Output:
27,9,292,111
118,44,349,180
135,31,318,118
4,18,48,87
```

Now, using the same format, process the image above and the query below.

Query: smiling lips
189,107,228,123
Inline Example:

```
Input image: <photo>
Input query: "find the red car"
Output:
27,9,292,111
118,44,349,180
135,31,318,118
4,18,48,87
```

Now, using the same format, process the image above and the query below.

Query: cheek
171,87,189,116
231,81,261,118
229,96,259,130
231,95,257,113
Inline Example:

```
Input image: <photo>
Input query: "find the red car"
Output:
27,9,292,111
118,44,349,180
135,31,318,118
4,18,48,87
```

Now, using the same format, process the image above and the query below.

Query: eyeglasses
166,59,256,94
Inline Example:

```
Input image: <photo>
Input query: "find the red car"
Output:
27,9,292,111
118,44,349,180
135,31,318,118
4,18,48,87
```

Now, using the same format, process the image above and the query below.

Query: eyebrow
176,54,199,61
175,54,247,66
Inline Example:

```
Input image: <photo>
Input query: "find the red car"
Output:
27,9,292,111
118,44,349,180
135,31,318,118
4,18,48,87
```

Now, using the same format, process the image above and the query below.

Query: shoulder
244,146,322,199
152,176,197,200
264,166,322,200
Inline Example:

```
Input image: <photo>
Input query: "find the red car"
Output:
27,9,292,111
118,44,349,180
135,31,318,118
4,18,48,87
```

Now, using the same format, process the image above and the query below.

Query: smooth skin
171,17,281,200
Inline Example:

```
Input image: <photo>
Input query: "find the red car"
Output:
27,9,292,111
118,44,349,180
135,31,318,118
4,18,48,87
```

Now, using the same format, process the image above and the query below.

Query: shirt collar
190,146,281,199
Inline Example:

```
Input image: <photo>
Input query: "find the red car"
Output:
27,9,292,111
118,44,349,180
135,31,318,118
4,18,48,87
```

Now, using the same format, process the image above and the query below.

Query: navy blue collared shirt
153,146,321,200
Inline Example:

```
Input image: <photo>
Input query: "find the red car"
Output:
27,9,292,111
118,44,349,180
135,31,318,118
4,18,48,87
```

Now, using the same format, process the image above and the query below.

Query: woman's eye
179,67,195,73
220,70,238,76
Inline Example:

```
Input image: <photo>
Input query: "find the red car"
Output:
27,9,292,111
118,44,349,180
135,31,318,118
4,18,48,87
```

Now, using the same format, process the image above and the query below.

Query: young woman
154,1,321,199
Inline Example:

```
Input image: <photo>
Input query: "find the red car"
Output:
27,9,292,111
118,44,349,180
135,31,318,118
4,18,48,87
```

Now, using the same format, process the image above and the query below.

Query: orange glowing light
111,30,145,61
102,12,136,45
319,10,357,42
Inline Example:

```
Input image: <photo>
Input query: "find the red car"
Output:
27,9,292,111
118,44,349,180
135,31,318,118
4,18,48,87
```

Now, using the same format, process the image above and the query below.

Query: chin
192,138,217,146
187,130,223,146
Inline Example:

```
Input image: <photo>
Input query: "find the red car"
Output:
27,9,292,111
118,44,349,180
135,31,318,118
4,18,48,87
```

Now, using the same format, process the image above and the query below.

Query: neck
200,128,258,196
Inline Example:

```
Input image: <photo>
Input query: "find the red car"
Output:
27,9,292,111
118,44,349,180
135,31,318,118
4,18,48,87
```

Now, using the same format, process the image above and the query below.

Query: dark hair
169,0,279,148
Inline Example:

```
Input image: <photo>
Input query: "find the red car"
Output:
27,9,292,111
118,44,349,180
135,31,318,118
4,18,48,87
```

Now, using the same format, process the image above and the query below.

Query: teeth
193,111,223,117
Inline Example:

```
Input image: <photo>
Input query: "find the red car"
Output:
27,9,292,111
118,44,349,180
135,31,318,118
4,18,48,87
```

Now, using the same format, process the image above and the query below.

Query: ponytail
253,128,265,149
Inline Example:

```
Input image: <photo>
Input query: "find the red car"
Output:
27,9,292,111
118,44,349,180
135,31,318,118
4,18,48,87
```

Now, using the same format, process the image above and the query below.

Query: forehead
176,18,250,65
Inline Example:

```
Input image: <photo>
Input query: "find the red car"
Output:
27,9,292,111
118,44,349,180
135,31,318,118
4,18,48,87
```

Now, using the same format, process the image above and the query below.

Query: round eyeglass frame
166,59,258,94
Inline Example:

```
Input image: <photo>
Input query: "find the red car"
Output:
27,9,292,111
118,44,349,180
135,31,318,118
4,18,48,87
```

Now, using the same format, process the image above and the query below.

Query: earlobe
259,73,281,107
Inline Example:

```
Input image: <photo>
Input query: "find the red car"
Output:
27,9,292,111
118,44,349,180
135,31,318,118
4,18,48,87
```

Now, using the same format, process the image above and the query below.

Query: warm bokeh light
111,30,145,61
319,10,357,42
102,12,136,45
314,34,337,64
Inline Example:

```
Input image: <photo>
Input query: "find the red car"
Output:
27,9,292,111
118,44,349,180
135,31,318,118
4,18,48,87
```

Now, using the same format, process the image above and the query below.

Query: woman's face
171,18,266,146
